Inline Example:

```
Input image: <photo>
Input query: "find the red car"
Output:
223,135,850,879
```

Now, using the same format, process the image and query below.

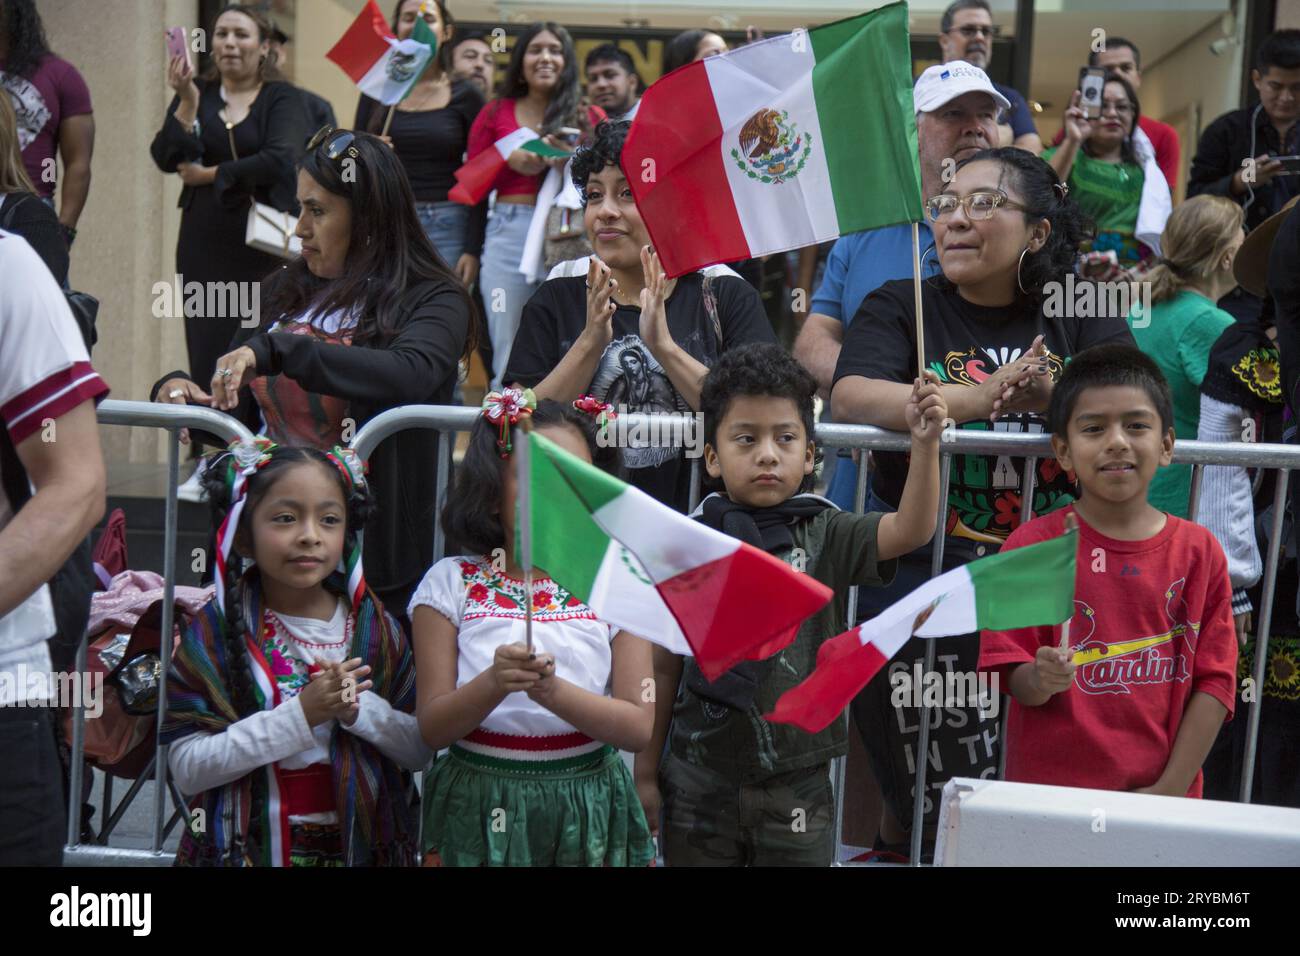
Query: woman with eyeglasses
152,129,474,617
467,21,604,389
830,148,1135,859
1043,73,1171,273
150,4,309,439
355,0,485,288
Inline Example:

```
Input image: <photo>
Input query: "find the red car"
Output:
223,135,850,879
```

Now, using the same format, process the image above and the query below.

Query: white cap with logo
912,60,1011,114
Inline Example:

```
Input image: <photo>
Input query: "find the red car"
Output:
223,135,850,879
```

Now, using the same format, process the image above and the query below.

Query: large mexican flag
767,528,1078,733
623,3,922,277
520,431,832,680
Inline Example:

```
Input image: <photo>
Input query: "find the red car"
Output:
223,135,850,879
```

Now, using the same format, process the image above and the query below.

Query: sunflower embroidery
1231,348,1282,402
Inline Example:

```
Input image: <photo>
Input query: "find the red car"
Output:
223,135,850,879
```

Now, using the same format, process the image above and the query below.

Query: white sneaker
176,460,208,503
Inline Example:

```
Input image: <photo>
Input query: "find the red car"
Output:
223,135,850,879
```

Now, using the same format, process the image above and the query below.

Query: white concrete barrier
935,777,1300,866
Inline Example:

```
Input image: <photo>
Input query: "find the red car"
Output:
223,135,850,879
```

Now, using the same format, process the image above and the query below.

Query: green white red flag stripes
767,527,1078,733
449,130,569,205
623,3,922,278
326,0,437,106
521,431,832,680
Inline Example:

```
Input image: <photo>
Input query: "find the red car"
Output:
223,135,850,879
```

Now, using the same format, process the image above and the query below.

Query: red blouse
465,98,607,199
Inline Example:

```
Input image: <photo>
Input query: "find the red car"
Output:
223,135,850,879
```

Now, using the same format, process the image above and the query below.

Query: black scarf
684,493,833,711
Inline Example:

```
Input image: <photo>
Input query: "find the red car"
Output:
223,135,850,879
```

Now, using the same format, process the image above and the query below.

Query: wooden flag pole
1059,511,1079,652
381,104,396,137
911,221,925,385
517,416,535,653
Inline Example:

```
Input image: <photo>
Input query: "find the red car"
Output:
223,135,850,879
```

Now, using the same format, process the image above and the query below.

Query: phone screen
1078,67,1106,120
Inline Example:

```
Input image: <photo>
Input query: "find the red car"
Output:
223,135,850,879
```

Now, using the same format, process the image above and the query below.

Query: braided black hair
442,398,618,555
952,147,1095,301
199,445,372,862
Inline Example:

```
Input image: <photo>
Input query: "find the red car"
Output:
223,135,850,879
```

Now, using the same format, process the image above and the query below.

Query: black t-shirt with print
506,272,775,510
833,278,1135,552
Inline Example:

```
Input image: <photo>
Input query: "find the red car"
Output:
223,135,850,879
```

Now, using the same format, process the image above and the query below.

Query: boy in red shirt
980,344,1237,797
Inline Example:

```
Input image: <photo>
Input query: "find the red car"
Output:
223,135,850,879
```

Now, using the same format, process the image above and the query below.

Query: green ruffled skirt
421,745,655,867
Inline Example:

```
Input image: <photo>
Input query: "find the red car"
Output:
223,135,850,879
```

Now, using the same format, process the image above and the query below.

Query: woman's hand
638,245,671,352
156,377,212,444
1234,611,1252,648
210,345,259,411
1061,89,1092,145
167,54,199,104
506,148,547,176
904,370,947,445
581,255,617,350
454,253,479,287
176,162,216,187
990,335,1054,420
539,134,574,171
635,774,662,838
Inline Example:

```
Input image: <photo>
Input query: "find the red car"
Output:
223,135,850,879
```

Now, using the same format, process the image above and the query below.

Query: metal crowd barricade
66,402,1298,866
64,401,253,866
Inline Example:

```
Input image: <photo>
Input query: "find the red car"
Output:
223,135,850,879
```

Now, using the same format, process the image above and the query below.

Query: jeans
477,203,541,390
415,200,469,272
0,707,65,865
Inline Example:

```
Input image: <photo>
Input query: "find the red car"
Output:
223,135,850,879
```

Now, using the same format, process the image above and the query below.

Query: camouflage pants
660,753,835,866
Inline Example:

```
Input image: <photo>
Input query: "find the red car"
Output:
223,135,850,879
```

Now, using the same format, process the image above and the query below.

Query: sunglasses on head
307,125,361,165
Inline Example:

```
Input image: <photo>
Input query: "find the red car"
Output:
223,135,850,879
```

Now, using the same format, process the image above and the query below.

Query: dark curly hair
259,129,474,361
948,147,1095,302
199,444,372,862
1047,343,1173,438
1,0,51,79
700,343,819,494
442,399,619,556
570,120,630,203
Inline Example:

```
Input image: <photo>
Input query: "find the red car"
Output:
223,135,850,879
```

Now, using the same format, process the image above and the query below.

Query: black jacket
152,278,470,611
1188,104,1300,233
150,80,306,216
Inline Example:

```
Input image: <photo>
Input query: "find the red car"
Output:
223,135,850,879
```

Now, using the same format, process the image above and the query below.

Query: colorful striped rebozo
452,728,610,774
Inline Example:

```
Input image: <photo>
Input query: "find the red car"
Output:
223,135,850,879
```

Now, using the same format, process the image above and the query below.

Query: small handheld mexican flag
326,0,437,106
623,2,922,277
449,129,571,206
518,430,833,680
767,527,1078,733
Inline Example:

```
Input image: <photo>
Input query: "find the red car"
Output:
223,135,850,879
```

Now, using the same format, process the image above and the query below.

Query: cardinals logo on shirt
1066,580,1199,695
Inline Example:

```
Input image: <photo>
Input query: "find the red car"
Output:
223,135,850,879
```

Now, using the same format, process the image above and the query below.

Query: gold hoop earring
1017,246,1031,295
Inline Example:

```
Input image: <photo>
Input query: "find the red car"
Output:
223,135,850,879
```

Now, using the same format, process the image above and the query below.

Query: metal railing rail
64,401,1299,866
64,402,252,866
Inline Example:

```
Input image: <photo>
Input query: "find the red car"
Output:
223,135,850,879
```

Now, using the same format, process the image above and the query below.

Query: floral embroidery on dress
457,556,597,622
1231,348,1282,403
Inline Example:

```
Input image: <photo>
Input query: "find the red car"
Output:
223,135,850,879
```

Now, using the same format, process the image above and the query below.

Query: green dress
1044,145,1146,266
1126,290,1236,517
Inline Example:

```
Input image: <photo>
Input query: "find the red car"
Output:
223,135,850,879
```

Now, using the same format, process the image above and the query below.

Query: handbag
224,115,301,259
543,205,590,274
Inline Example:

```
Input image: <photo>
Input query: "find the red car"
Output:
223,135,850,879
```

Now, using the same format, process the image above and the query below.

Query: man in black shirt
1189,29,1300,322
268,24,337,134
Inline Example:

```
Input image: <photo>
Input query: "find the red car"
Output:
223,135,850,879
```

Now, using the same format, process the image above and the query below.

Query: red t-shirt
0,55,93,199
465,98,605,199
979,506,1236,797
1050,115,1181,191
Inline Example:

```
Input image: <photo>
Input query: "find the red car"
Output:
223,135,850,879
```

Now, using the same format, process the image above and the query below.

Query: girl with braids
466,22,605,388
832,148,1137,861
409,393,656,866
162,441,430,866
